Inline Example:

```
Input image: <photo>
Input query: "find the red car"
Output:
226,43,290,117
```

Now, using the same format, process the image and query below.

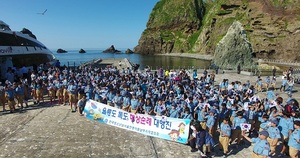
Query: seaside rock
103,45,121,53
213,21,254,69
125,49,134,54
57,48,67,53
79,48,86,53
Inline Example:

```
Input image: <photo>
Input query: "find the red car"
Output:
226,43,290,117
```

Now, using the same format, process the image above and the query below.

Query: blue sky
0,0,159,50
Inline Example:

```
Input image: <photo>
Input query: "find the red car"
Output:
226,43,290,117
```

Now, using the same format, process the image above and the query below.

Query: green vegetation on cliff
135,0,300,62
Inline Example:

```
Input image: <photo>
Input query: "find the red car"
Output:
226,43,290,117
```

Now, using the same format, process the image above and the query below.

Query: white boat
0,20,57,79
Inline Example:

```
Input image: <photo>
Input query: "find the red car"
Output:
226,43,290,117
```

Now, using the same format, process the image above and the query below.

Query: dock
79,58,135,70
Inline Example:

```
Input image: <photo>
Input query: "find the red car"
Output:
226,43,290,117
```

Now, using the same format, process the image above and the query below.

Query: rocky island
125,49,134,54
134,0,300,69
57,48,67,53
103,45,122,53
79,48,86,53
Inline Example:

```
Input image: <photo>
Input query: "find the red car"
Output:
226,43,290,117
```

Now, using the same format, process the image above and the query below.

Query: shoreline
156,53,213,60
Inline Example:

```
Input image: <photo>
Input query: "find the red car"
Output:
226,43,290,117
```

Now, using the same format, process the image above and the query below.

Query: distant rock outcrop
125,49,134,54
103,45,121,53
57,48,67,53
79,49,86,53
213,21,254,69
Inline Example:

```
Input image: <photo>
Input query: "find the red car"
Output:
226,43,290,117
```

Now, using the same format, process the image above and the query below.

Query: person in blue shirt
259,114,270,131
267,119,281,156
15,82,25,108
278,111,294,156
280,76,288,92
84,84,94,100
206,109,216,137
194,107,207,130
154,98,166,116
242,130,270,157
143,98,154,115
217,117,231,156
129,93,139,114
113,91,123,109
182,108,193,120
167,104,180,118
231,111,246,146
288,120,300,158
248,105,257,136
5,85,16,113
266,87,275,101
121,93,131,110
67,80,78,112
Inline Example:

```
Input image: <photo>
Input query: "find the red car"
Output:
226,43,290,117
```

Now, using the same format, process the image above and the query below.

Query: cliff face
134,0,205,54
135,0,300,65
213,21,254,69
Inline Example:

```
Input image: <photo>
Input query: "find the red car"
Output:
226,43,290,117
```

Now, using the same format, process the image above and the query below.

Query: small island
103,45,121,53
57,48,67,53
125,48,134,54
79,48,86,53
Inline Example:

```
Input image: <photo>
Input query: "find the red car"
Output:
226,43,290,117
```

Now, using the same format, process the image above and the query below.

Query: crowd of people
0,63,299,158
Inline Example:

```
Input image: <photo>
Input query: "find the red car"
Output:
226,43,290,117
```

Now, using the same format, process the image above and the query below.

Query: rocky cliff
134,0,300,66
134,0,205,54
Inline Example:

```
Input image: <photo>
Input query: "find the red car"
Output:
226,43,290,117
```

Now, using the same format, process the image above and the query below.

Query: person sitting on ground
77,95,87,116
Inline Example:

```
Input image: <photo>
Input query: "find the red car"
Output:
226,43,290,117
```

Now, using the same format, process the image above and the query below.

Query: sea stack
57,48,67,53
79,48,86,53
103,45,121,53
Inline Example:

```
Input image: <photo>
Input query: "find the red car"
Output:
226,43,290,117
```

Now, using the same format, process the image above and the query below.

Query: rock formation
79,49,86,53
135,0,300,64
125,49,134,54
103,45,122,53
134,0,204,54
57,48,67,53
213,21,254,69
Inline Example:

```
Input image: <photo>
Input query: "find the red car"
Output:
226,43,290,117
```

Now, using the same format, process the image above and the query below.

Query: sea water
54,50,211,70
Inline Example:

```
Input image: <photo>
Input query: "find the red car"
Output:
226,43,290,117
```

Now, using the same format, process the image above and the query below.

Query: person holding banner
143,98,154,115
122,93,131,110
77,95,87,116
242,130,270,158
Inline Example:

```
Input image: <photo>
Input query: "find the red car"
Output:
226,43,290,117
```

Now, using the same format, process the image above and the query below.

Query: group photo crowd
1,63,299,158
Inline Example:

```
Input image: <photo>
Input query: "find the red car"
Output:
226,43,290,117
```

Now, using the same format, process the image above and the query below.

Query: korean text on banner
84,100,191,144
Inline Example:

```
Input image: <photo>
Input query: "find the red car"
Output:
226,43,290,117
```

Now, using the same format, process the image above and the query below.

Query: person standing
231,111,246,147
242,130,270,158
278,111,294,156
67,80,78,112
267,119,281,156
15,82,24,109
218,117,231,156
288,120,300,158
4,85,16,113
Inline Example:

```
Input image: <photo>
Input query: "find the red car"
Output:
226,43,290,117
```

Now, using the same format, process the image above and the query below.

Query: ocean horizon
53,49,211,70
